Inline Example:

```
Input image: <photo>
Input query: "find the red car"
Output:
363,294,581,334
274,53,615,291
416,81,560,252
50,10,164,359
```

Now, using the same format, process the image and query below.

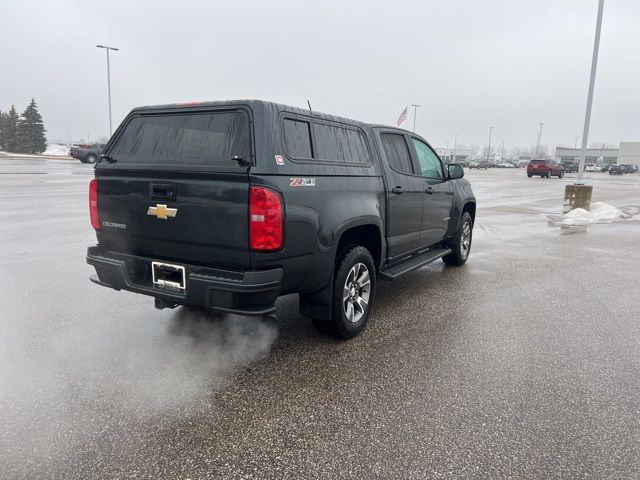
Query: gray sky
1,0,638,150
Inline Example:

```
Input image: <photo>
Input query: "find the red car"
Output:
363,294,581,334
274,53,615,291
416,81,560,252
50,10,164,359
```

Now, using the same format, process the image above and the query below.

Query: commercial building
618,142,640,167
435,148,473,163
555,147,618,165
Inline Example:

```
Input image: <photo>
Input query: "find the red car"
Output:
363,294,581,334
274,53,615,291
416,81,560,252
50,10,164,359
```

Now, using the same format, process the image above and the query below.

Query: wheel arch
335,222,383,273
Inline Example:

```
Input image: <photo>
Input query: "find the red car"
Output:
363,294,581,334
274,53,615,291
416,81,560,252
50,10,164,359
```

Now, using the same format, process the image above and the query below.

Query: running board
379,248,452,280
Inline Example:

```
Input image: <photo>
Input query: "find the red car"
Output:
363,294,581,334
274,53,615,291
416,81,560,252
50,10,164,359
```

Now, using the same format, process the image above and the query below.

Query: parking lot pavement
1,159,640,479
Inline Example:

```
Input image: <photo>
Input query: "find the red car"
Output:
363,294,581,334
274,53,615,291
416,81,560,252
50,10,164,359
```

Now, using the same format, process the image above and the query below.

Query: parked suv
71,143,105,163
527,159,564,178
86,100,476,338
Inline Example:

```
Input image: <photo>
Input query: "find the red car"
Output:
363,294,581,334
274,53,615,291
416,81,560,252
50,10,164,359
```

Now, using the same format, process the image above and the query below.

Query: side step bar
379,247,452,280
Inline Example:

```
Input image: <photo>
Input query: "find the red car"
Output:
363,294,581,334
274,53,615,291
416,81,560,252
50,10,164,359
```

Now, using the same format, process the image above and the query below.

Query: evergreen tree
3,106,19,152
0,110,5,150
16,99,47,154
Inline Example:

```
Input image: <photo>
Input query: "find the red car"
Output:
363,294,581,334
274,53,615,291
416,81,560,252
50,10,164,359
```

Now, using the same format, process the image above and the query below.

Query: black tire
443,212,473,266
314,246,376,339
559,171,564,178
527,174,532,178
86,154,97,164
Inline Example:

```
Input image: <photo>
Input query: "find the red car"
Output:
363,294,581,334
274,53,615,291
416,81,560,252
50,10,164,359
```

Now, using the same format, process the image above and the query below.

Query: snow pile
559,202,631,226
44,144,70,156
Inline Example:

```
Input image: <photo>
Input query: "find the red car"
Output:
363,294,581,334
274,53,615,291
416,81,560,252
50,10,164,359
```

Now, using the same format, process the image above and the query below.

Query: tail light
249,186,283,251
89,179,100,230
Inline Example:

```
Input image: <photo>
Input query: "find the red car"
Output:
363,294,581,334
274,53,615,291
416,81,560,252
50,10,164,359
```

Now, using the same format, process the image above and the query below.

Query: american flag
396,107,408,127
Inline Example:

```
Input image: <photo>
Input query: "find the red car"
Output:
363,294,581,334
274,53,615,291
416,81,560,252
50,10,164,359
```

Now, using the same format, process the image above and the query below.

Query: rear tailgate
94,107,253,270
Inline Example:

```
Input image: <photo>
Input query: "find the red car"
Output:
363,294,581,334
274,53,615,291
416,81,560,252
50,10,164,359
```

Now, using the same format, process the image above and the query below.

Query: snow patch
558,202,633,226
43,144,70,156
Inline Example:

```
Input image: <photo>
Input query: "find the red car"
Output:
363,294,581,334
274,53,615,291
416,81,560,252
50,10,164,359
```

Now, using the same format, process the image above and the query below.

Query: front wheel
86,154,97,164
314,246,376,339
443,212,473,266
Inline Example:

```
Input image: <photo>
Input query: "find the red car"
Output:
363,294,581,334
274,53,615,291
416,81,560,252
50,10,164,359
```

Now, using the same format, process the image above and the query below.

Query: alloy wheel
342,263,371,323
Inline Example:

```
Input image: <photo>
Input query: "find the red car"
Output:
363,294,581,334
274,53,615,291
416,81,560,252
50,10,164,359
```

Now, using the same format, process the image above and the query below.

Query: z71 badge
290,178,316,187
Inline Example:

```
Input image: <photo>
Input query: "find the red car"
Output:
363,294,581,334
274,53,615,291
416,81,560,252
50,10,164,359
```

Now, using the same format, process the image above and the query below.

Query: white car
585,164,598,172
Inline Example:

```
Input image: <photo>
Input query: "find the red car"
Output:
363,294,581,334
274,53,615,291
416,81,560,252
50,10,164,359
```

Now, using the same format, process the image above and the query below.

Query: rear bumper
86,246,282,316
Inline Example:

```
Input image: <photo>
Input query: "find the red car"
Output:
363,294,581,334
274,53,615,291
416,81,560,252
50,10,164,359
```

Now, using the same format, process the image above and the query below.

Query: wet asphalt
1,158,640,479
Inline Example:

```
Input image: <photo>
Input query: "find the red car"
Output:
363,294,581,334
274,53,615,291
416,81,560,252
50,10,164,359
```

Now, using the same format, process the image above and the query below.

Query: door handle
391,186,403,194
150,183,177,201
425,187,434,194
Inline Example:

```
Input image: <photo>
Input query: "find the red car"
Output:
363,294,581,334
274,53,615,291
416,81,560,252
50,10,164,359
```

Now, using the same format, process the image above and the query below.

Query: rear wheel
527,174,532,178
86,154,97,164
313,246,376,339
443,212,473,266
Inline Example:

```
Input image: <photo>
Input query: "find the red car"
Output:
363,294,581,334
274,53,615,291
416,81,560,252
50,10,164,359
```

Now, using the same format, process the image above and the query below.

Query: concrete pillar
563,185,593,213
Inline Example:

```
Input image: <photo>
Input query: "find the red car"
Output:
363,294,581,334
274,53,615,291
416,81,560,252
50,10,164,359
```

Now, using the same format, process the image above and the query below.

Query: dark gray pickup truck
87,100,476,338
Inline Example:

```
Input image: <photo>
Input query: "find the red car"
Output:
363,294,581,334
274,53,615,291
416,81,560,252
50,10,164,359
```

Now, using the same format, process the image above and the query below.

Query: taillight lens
89,179,100,230
249,186,283,251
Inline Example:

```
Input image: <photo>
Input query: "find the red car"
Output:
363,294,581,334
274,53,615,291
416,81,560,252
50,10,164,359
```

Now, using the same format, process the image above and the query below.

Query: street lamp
535,122,544,158
576,0,604,185
96,44,119,136
486,126,495,163
411,104,420,132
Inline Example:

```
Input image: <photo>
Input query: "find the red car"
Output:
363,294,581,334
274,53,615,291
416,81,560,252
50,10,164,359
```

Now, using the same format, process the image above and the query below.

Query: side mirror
447,163,464,179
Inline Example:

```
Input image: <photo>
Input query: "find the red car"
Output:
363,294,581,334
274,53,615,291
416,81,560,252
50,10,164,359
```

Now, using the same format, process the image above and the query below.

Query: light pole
96,44,119,136
535,122,544,158
486,126,495,163
500,139,505,162
453,135,457,163
411,104,420,132
576,0,604,185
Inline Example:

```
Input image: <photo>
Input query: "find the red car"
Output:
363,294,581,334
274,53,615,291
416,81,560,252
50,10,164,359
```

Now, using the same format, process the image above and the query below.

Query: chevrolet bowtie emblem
147,204,178,220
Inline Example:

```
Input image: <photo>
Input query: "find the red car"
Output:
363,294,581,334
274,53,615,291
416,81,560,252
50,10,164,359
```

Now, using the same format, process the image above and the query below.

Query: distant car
561,161,579,173
600,164,611,172
468,162,487,170
585,164,598,172
620,164,637,174
70,143,105,163
609,165,624,175
527,159,564,178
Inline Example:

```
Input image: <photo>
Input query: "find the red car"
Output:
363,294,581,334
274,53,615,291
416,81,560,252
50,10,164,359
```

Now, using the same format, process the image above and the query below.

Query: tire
86,154,97,164
314,246,376,339
559,171,564,178
443,212,473,266
527,174,532,178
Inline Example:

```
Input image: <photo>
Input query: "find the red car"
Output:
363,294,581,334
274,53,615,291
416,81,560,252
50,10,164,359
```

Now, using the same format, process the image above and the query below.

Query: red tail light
249,186,283,251
89,179,100,230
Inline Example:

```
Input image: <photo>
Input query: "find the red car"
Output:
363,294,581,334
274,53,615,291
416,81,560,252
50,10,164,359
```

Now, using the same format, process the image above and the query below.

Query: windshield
108,110,250,166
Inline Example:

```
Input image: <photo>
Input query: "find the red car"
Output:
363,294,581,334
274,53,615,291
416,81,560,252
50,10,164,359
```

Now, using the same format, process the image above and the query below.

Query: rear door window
109,111,250,166
381,133,414,175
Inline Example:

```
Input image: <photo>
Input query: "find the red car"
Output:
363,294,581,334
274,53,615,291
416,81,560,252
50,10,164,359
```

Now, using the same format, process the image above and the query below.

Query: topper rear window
108,111,250,166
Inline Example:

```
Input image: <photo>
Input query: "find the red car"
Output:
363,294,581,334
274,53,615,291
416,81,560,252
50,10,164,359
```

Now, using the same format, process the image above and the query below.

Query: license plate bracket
152,261,186,291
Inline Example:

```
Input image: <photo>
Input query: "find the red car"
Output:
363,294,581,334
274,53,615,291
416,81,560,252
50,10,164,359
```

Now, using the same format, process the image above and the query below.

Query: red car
527,160,564,178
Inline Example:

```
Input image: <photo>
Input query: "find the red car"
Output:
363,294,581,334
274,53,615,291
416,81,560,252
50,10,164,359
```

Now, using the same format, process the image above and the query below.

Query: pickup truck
86,100,476,339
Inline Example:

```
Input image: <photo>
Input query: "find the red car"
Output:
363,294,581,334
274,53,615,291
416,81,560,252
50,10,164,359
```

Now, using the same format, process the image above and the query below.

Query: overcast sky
1,0,638,150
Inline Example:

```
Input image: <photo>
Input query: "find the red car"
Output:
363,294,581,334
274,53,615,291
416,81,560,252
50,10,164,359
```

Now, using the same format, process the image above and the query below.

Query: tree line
0,99,47,154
